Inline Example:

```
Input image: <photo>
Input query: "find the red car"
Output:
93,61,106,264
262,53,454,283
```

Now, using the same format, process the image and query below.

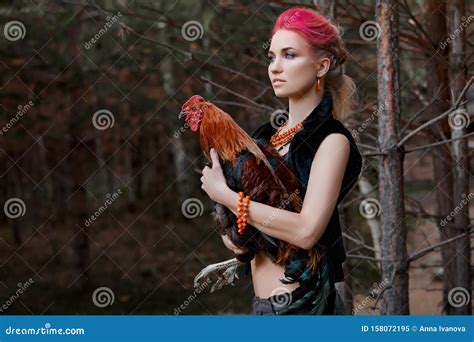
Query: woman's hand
221,234,248,255
200,148,230,204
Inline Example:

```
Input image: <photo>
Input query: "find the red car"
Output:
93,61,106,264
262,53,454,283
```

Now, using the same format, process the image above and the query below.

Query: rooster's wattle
179,95,320,279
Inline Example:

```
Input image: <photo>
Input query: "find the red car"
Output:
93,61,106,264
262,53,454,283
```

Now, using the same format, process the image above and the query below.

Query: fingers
209,148,221,169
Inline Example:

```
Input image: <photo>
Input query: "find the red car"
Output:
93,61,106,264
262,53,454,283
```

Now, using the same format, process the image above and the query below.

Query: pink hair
272,7,338,49
270,7,356,120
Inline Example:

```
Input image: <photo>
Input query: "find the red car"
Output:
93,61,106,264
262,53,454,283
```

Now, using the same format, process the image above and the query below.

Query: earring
315,77,322,92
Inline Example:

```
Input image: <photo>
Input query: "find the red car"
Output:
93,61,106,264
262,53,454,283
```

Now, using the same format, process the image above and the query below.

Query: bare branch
398,76,472,147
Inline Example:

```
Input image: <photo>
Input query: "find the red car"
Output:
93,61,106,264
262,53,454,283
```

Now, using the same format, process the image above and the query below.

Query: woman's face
267,29,327,98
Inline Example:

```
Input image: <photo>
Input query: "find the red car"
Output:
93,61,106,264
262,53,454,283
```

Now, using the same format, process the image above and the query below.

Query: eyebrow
267,47,296,55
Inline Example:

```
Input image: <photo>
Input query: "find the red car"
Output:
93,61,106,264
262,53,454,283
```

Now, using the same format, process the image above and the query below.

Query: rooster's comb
182,95,206,108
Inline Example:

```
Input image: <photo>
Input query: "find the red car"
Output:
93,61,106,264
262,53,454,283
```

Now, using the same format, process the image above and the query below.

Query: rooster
178,95,320,287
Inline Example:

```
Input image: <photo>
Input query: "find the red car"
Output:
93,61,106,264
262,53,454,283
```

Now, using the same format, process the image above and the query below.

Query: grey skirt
252,296,284,315
251,285,347,315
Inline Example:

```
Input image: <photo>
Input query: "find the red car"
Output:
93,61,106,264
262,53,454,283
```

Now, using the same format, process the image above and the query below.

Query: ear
316,56,331,78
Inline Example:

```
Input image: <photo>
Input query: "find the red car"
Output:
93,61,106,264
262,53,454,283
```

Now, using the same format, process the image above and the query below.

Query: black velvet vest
251,91,363,282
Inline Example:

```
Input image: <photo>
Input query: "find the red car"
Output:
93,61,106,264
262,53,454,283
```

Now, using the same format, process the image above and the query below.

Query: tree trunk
423,0,458,314
159,45,191,205
376,0,409,315
313,0,337,21
358,176,382,268
446,0,471,315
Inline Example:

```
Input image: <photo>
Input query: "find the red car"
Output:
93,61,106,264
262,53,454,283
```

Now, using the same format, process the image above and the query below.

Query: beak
178,110,187,119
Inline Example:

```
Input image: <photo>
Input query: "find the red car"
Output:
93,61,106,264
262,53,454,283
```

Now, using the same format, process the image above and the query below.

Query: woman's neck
287,88,324,128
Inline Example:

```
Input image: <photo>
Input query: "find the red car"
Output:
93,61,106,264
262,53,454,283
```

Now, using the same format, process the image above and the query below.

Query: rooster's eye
191,106,196,111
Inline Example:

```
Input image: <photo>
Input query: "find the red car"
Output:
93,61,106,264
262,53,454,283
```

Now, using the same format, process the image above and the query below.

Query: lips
272,78,285,84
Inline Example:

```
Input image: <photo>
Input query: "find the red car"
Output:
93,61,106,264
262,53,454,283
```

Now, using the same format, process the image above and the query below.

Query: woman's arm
220,133,350,250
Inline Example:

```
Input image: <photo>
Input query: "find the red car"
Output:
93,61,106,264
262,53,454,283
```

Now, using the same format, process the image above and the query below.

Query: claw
193,258,244,293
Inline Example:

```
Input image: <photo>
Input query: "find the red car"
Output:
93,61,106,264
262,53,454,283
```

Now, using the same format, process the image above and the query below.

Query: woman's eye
267,56,275,62
285,53,295,59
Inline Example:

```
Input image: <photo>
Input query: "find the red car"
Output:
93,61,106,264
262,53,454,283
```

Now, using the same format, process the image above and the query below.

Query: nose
269,56,283,75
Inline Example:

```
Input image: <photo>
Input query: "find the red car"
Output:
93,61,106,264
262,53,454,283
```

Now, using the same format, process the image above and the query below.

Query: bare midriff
250,142,300,298
250,251,300,297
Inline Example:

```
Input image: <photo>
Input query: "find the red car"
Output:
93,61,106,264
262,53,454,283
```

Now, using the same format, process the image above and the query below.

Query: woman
200,7,362,315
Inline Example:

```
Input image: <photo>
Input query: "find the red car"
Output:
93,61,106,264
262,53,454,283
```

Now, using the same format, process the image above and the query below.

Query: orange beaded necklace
270,121,303,151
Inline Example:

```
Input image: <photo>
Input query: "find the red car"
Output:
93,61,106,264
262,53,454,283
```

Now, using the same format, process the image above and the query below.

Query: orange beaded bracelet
237,191,251,235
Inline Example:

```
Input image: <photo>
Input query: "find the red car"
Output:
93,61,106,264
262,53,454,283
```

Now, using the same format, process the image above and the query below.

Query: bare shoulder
313,133,350,164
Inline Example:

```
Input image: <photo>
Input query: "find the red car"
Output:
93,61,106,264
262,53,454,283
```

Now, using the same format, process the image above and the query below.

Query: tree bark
313,0,337,21
376,0,409,315
446,0,471,315
423,0,458,314
159,39,191,205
